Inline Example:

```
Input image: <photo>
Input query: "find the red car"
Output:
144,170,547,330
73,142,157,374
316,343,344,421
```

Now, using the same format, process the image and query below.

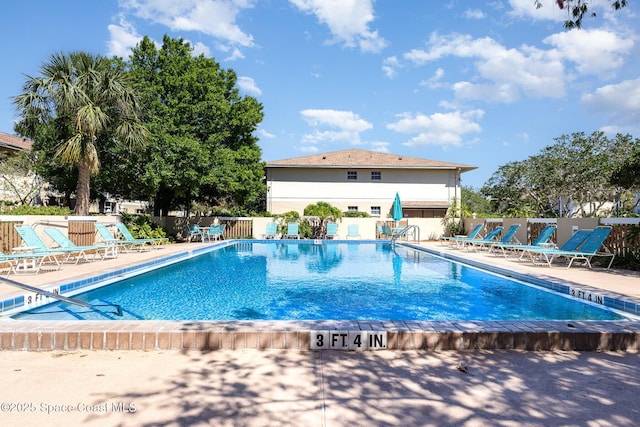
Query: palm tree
13,51,148,215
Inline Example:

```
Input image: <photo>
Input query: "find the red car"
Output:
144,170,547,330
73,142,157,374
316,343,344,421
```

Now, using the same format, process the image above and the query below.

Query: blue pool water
14,242,626,321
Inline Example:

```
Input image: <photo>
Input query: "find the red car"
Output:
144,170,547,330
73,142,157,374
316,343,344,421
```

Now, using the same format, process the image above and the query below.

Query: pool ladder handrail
0,276,123,317
390,225,420,246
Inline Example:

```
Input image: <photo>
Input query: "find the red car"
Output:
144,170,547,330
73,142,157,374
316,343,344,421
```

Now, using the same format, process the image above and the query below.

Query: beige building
265,149,476,218
0,131,33,156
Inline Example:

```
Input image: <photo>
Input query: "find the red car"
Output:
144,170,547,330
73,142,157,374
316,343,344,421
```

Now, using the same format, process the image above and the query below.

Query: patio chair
492,224,557,257
325,223,338,239
203,224,225,242
346,224,360,239
284,223,300,239
377,224,392,239
523,226,615,268
262,222,278,239
184,225,203,242
44,228,117,262
117,223,168,247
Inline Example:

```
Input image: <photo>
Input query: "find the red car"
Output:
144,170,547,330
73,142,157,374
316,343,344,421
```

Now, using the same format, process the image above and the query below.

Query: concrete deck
1,241,639,426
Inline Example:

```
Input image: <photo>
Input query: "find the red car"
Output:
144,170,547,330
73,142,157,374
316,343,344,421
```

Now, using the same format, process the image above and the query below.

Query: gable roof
0,131,33,152
266,148,476,172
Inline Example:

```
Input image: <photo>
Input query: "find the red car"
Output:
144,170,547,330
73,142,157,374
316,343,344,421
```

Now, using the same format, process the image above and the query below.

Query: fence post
67,217,97,246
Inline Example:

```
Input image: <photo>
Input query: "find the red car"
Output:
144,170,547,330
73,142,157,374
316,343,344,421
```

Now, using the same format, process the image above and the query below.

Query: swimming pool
13,242,627,321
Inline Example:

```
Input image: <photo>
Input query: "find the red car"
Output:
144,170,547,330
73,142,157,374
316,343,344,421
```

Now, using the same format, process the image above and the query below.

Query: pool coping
1,240,639,352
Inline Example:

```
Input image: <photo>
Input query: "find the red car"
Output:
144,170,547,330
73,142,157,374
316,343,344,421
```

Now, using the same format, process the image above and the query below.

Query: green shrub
1,205,73,215
120,212,169,240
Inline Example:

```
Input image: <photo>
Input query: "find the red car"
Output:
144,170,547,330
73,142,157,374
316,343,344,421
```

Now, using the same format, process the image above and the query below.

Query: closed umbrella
392,192,403,221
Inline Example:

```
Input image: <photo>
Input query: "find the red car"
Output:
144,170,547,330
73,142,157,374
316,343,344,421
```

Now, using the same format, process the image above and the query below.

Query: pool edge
1,240,639,352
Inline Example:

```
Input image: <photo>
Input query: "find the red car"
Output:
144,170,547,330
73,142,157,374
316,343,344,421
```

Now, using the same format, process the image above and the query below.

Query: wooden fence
0,221,23,253
156,217,254,241
68,221,98,246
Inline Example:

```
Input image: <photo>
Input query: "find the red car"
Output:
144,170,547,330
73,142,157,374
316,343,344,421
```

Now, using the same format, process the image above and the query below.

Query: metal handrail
0,276,122,317
390,224,420,246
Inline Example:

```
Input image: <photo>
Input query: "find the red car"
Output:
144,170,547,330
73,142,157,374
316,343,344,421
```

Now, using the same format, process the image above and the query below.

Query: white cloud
192,42,211,57
507,0,565,21
543,29,634,76
107,16,144,58
257,128,275,139
387,110,484,147
237,76,262,95
419,68,445,89
299,109,373,147
464,9,485,19
289,0,387,53
107,16,214,59
403,33,566,102
300,109,372,132
581,78,640,123
119,0,255,50
382,56,400,79
369,141,390,153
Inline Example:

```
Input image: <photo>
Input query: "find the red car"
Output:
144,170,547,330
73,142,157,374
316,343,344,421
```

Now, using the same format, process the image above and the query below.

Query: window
370,206,381,216
371,171,381,180
347,171,357,180
348,206,358,212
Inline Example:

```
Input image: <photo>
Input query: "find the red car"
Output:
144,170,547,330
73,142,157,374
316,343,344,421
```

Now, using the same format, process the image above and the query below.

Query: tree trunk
75,161,91,216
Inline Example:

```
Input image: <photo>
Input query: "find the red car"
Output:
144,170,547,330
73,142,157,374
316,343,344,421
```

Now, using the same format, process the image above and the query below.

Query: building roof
0,131,33,152
266,148,476,172
402,200,450,209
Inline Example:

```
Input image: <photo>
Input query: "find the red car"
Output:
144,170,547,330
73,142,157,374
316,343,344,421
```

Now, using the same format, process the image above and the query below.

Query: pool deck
1,241,639,426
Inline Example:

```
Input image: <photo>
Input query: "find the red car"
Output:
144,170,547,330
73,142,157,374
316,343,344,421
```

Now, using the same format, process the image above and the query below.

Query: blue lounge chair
117,223,167,247
284,223,300,239
492,224,557,257
524,227,614,268
15,225,99,265
460,226,503,250
325,223,338,239
522,229,590,263
346,224,360,239
95,223,139,252
0,251,61,275
474,224,521,252
442,223,484,247
262,222,278,239
44,228,117,262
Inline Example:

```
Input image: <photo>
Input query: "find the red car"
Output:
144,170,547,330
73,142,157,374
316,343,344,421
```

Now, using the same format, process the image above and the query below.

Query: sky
1,0,639,189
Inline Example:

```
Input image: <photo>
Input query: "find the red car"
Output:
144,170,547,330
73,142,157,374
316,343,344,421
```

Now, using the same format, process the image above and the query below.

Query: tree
461,186,492,216
13,52,148,215
611,152,640,189
482,132,637,217
304,201,343,238
303,201,343,221
535,0,627,29
118,35,265,216
0,151,45,207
